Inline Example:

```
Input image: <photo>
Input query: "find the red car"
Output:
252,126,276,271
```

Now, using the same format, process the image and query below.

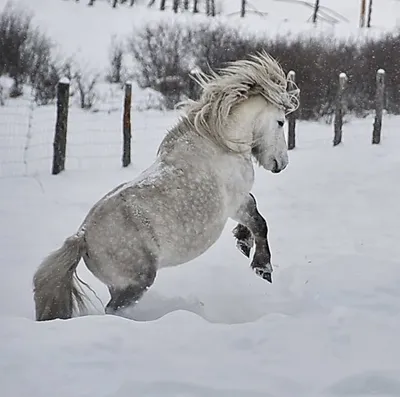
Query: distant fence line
0,88,128,178
286,68,385,150
51,78,134,175
0,69,387,177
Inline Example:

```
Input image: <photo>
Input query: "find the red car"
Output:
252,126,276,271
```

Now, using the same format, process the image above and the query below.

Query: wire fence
0,95,127,178
0,68,387,178
0,85,182,179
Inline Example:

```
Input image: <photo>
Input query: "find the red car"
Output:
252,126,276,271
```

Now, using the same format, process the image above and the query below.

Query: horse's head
180,51,299,173
235,95,288,173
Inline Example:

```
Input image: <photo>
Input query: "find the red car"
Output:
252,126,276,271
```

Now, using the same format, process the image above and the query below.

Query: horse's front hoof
236,241,251,258
254,267,273,283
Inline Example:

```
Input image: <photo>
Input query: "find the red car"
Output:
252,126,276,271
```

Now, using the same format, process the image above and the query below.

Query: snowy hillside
1,0,399,75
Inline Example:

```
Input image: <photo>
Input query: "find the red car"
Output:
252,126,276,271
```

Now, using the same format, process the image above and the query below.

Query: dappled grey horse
33,52,299,321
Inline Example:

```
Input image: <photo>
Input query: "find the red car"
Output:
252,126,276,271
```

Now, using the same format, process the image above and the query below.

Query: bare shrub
127,20,194,108
106,35,125,84
128,18,400,118
258,35,358,120
0,1,63,104
0,2,33,93
354,32,400,114
189,22,263,99
73,68,99,110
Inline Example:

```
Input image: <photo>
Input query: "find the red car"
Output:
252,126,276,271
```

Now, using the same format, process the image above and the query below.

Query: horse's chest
220,156,255,211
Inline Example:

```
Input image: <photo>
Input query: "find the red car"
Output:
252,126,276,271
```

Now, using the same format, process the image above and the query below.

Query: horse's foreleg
232,223,254,258
233,193,273,283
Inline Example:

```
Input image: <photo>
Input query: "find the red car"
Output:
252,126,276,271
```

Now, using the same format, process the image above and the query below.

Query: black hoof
254,267,273,283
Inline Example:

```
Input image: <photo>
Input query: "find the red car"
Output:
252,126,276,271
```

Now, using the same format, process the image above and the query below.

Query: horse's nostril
272,160,280,173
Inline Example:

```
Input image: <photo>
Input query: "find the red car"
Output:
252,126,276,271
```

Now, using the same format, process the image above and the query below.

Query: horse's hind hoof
254,267,272,283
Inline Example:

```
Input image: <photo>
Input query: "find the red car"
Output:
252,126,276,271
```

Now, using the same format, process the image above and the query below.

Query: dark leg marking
105,265,156,315
233,193,273,283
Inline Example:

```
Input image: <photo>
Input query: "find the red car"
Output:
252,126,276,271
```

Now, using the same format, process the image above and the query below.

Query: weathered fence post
372,68,385,144
312,0,320,24
122,81,132,167
360,0,367,27
287,70,297,150
241,0,246,17
52,78,70,175
333,72,347,146
367,0,373,27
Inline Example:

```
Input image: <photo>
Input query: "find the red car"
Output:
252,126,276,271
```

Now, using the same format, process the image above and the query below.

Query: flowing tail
33,230,89,321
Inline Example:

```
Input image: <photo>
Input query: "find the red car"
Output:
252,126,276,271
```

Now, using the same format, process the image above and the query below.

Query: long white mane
177,51,300,153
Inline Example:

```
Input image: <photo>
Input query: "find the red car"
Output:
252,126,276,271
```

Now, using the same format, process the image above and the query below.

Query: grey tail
33,230,89,321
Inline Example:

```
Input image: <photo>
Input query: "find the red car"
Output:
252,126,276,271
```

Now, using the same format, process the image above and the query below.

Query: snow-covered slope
1,0,399,75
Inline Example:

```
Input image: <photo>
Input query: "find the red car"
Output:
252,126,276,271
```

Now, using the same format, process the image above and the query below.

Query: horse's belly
157,218,227,268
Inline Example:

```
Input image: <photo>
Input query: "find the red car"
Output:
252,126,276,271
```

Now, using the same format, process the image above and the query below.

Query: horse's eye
277,120,284,127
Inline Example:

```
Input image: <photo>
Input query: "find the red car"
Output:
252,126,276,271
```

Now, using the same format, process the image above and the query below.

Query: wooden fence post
287,70,297,150
367,0,373,27
52,78,70,175
360,0,366,27
372,68,385,144
193,0,199,13
312,0,320,24
241,0,246,17
122,81,132,167
333,72,347,146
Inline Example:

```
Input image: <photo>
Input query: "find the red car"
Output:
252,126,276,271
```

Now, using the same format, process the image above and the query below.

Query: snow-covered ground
1,107,400,396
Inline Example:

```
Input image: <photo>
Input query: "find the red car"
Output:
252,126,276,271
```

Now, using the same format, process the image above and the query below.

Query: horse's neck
157,117,210,156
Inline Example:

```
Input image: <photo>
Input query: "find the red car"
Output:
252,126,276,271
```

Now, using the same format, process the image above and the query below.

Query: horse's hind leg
105,262,156,316
233,193,273,283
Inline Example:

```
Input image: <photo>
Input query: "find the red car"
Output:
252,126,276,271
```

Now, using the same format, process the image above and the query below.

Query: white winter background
1,0,400,396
